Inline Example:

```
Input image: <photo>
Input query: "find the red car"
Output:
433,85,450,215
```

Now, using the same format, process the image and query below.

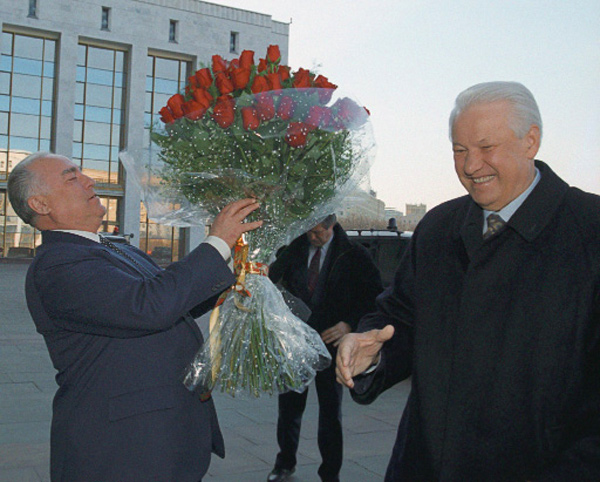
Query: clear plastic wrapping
120,46,375,397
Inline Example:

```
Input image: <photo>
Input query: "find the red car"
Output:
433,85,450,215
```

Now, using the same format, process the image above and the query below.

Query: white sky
208,0,600,211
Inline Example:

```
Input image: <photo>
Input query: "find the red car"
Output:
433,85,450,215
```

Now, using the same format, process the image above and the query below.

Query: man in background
8,152,262,482
267,214,383,482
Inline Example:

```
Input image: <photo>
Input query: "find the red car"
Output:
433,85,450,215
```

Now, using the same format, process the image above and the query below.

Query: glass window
12,73,42,98
76,43,127,186
0,113,8,135
87,48,115,71
169,20,178,43
230,32,239,53
1,32,13,55
8,136,39,153
83,121,112,144
0,72,9,94
14,34,43,60
41,77,54,100
11,96,40,115
0,55,11,73
13,57,42,76
28,0,38,18
101,7,111,31
86,67,115,86
10,113,40,138
85,83,114,108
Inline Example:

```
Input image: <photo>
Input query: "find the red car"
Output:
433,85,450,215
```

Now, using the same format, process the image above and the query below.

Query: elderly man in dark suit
336,81,600,481
267,215,383,482
7,152,262,482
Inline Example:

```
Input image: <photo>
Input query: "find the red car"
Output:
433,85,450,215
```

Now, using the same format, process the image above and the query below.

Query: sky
208,0,600,212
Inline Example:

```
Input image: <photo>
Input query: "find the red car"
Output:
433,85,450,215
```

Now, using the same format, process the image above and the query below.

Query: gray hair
7,151,58,226
449,81,543,141
320,214,337,229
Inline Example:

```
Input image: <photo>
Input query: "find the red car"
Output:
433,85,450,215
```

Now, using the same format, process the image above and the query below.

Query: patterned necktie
483,213,506,240
99,235,155,276
307,247,321,294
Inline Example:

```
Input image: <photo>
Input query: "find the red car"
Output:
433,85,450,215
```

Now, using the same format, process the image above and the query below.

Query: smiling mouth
472,175,494,184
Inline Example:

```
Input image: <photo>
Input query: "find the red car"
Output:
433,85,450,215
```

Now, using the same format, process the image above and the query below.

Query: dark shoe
267,467,295,482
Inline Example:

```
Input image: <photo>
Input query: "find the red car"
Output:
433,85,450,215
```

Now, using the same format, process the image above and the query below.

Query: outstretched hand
335,325,394,389
209,198,263,248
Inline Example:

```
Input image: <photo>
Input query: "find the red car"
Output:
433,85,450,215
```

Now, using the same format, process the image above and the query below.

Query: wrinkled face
28,156,106,232
452,101,540,211
307,222,334,248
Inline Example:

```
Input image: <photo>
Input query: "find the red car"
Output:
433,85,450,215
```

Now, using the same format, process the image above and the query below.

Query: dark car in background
346,229,412,287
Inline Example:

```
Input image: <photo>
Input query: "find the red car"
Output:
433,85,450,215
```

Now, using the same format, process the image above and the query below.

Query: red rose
228,58,240,71
305,105,332,129
258,58,267,73
332,97,369,129
255,94,275,121
266,45,281,63
215,72,234,95
211,95,235,128
231,67,251,90
195,68,213,89
167,93,185,119
192,88,213,109
314,75,337,90
277,96,295,120
285,122,311,148
251,75,269,94
212,55,227,73
241,107,260,131
278,65,291,82
314,75,338,103
159,106,175,124
292,68,312,88
182,99,208,120
239,50,255,69
266,73,282,91
187,75,199,90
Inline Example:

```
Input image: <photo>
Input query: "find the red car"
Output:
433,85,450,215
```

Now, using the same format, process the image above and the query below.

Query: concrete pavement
0,260,410,481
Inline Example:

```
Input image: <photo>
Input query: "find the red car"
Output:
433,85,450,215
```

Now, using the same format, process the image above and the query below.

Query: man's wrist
204,236,232,264
362,352,381,375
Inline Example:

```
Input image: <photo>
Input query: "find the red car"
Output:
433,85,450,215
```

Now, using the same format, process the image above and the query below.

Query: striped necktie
483,213,506,240
307,247,321,294
99,235,155,276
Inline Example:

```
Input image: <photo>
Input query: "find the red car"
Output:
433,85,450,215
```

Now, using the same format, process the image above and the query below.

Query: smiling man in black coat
337,82,600,481
267,214,383,482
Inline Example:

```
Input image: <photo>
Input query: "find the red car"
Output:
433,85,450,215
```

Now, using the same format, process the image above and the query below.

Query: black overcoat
269,223,383,334
354,161,600,481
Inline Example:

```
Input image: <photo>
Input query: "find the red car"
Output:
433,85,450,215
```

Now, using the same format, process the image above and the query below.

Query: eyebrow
61,167,78,176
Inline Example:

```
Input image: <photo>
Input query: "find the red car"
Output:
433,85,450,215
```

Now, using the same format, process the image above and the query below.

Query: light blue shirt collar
483,168,541,232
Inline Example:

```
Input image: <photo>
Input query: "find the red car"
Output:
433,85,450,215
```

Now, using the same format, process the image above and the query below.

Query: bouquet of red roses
120,45,375,397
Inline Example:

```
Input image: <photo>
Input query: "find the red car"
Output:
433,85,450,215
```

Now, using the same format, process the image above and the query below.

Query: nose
81,171,96,187
463,150,484,176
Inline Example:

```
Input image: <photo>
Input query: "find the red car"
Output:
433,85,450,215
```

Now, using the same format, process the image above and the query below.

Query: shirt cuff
203,236,232,264
362,353,381,375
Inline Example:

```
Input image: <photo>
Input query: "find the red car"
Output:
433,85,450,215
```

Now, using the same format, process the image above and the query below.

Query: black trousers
275,360,343,481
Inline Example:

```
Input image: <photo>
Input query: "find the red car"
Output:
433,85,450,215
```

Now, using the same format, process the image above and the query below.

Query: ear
28,195,51,216
524,124,541,159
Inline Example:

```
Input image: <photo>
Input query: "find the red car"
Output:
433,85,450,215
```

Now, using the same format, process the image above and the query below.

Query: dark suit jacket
353,161,600,481
25,231,235,482
269,223,383,334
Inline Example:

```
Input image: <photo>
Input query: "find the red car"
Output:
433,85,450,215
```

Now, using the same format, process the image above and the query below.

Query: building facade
337,188,387,230
0,0,288,261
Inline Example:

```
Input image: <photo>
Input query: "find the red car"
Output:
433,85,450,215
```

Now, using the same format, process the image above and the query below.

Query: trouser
274,361,343,481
